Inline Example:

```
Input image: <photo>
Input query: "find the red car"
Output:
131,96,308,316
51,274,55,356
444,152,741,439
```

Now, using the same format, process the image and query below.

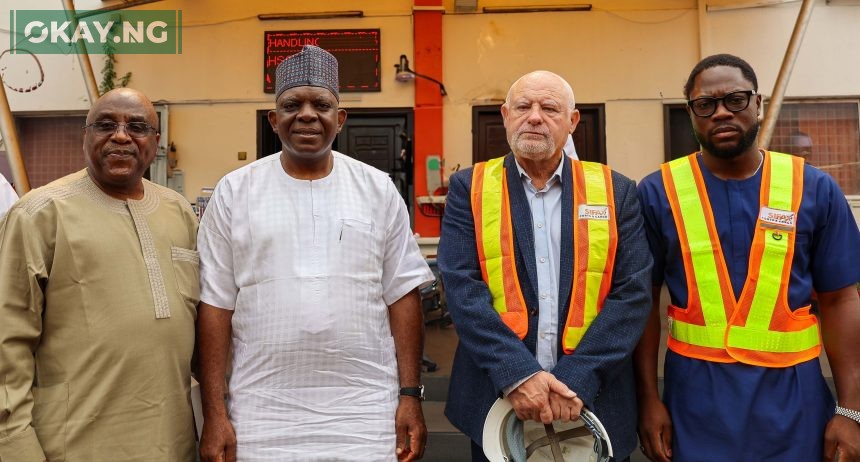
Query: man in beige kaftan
0,88,199,461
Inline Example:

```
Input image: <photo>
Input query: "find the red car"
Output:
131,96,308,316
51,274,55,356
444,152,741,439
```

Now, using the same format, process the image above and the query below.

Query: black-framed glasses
687,90,756,117
83,120,158,138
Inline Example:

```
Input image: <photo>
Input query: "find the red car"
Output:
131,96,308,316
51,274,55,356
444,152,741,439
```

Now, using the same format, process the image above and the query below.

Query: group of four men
0,45,857,462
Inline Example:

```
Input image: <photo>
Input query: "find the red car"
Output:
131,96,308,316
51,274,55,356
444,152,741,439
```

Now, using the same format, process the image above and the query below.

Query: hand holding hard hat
483,397,613,462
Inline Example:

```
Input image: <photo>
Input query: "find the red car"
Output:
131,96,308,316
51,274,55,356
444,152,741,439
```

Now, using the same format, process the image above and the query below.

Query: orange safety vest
471,156,618,353
661,151,821,368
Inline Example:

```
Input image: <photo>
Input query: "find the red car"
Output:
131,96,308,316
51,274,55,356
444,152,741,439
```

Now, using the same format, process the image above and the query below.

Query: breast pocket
335,218,377,274
171,246,201,306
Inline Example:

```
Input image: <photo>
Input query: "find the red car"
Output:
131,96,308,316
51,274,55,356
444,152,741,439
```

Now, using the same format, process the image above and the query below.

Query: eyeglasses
83,120,158,138
687,90,756,118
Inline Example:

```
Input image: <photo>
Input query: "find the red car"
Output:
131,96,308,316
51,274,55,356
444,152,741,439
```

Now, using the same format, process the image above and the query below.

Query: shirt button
540,293,548,300
539,257,546,263
537,222,544,228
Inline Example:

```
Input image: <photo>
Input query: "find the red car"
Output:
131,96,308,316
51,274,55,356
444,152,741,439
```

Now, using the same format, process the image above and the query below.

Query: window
15,115,87,188
768,101,860,196
664,100,860,196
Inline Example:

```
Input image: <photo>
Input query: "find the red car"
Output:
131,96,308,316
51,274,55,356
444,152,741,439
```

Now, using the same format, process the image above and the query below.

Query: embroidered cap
275,45,339,101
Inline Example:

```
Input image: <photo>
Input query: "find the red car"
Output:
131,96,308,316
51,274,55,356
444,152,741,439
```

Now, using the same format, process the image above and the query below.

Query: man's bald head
87,88,158,126
501,70,580,162
505,71,576,111
83,88,160,200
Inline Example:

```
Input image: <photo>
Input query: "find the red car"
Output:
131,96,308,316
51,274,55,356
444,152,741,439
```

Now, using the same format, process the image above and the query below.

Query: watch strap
399,385,424,400
836,405,860,424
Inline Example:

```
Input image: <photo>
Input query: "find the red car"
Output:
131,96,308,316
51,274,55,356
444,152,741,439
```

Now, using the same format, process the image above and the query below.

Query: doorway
256,108,414,207
336,109,413,206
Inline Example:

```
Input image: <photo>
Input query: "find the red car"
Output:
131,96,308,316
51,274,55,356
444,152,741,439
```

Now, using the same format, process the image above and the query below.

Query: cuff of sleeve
382,273,435,307
0,426,46,461
551,369,599,409
502,372,539,397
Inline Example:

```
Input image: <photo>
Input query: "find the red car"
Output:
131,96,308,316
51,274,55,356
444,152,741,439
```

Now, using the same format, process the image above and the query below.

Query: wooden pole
61,0,101,104
758,0,816,148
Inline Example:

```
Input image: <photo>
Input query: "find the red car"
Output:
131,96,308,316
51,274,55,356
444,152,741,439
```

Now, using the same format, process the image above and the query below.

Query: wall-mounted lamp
394,55,447,96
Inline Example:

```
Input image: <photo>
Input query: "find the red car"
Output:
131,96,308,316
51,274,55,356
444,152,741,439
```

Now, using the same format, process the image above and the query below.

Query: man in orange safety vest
439,70,653,462
634,54,860,462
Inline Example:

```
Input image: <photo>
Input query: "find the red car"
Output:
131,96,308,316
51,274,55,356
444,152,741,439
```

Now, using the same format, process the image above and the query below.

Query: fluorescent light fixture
258,11,364,21
482,4,592,13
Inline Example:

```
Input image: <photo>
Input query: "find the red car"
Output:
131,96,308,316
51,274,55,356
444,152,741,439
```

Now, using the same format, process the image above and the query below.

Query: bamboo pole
61,0,101,104
758,0,816,148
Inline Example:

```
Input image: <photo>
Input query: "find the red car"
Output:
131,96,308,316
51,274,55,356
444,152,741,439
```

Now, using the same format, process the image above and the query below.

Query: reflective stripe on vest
562,161,617,353
471,157,617,353
662,152,820,367
472,158,529,339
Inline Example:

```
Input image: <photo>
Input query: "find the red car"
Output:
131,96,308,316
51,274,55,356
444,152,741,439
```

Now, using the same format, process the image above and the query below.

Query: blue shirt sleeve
637,171,669,288
805,165,860,292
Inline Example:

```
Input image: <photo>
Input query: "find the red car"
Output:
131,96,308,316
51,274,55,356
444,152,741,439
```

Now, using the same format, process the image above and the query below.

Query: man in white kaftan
199,151,431,459
196,45,433,462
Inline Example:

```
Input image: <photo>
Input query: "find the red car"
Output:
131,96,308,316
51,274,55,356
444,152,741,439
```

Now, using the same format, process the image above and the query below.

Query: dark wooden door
256,109,414,205
664,104,700,161
257,110,280,158
254,109,415,220
472,104,606,164
335,110,412,204
337,117,402,174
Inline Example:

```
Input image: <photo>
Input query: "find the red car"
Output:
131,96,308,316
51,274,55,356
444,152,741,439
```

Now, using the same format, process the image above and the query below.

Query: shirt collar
514,155,566,191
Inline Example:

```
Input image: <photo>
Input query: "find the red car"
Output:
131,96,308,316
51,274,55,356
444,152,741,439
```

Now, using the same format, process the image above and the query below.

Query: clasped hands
507,371,583,424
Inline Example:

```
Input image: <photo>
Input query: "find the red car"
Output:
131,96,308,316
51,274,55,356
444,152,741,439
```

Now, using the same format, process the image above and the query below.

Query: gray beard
510,133,556,159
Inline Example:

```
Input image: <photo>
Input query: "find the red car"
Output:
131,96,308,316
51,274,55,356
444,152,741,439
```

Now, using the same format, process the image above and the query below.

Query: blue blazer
438,154,652,459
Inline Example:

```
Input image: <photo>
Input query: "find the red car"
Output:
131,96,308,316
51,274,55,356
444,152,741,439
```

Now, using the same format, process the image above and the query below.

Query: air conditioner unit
455,0,477,12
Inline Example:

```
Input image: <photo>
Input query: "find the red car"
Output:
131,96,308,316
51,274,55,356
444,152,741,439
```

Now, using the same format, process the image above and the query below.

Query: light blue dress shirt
514,157,565,370
502,156,565,395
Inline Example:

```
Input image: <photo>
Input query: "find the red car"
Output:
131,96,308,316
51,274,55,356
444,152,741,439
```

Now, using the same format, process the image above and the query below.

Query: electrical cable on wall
0,49,45,93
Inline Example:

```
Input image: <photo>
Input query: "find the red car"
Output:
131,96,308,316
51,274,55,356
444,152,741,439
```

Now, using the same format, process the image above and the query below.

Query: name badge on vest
759,206,797,231
578,204,610,221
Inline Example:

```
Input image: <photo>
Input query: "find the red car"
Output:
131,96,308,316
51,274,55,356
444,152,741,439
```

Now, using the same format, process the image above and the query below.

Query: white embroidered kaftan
198,152,433,461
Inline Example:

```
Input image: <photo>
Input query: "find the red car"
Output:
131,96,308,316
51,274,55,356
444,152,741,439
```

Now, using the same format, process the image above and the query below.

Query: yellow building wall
702,2,860,97
441,4,699,180
76,0,416,199
2,0,860,200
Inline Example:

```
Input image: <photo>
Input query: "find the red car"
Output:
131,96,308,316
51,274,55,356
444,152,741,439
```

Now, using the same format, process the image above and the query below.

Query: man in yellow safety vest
634,54,860,462
438,70,653,462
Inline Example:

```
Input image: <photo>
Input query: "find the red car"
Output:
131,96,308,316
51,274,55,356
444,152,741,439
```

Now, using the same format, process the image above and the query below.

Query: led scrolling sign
263,29,381,94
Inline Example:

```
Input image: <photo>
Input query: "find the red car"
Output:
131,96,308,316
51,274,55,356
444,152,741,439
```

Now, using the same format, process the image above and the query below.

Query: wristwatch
399,385,425,400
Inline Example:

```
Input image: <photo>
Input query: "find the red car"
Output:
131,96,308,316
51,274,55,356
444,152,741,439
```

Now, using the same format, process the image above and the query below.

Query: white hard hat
482,398,613,462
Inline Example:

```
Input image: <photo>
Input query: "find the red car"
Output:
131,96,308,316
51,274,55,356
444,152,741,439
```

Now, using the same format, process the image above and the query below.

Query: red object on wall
412,1,443,237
